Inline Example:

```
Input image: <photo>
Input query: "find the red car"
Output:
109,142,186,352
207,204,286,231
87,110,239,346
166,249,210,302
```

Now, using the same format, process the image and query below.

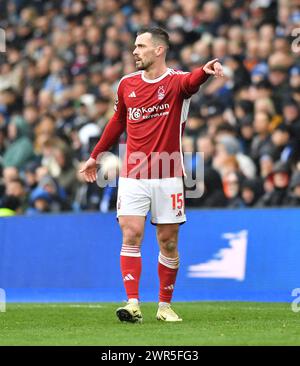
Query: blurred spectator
2,166,19,184
238,115,255,156
185,114,206,138
257,161,291,207
0,0,299,212
259,154,274,180
250,111,273,164
196,134,215,168
269,123,297,163
286,172,300,207
4,177,28,213
73,161,102,211
240,178,264,207
213,135,256,178
26,187,52,215
23,161,39,191
52,142,77,199
98,154,121,213
185,167,227,208
0,195,22,216
222,171,245,208
27,174,70,214
3,115,35,169
282,99,300,140
201,100,226,137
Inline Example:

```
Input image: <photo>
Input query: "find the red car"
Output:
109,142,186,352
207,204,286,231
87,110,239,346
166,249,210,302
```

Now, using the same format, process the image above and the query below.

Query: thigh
150,177,186,224
119,215,146,246
117,177,151,218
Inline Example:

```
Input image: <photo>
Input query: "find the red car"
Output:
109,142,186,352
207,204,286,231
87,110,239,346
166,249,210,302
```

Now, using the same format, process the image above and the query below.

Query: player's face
133,33,157,70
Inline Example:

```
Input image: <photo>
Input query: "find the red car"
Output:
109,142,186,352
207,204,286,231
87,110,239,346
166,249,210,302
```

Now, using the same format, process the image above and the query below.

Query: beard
135,58,153,70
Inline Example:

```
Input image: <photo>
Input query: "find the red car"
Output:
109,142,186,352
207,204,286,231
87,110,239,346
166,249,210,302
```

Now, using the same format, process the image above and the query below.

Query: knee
157,231,178,254
122,224,143,246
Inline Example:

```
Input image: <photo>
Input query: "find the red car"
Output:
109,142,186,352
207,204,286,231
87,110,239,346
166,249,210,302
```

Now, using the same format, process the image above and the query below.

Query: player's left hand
203,58,224,77
79,157,97,183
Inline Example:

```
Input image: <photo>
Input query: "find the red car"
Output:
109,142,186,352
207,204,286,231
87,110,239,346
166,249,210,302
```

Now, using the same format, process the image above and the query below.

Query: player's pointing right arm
180,58,224,97
79,81,127,182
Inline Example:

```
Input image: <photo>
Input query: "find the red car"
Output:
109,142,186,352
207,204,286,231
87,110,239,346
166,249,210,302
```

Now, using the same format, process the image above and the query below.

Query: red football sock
120,244,141,300
158,252,179,303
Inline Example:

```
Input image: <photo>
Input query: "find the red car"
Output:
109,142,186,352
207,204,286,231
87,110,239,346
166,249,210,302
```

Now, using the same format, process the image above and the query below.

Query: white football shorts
117,177,186,224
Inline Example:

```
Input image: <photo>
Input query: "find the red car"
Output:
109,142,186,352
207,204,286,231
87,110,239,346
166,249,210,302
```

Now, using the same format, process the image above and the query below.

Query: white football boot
156,304,182,322
116,302,143,323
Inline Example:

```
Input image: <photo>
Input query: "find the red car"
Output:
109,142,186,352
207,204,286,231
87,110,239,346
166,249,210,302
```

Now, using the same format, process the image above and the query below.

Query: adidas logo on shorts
176,210,182,217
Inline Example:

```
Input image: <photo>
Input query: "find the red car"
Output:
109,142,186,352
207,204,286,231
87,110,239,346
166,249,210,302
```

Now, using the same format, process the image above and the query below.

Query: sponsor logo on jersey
158,85,165,100
114,98,119,111
128,91,136,97
187,230,248,281
128,104,170,121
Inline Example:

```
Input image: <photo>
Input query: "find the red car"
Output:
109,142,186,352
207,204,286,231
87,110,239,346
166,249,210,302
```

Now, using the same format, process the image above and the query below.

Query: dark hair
216,122,237,135
9,178,26,187
235,100,254,115
0,195,21,211
137,27,170,49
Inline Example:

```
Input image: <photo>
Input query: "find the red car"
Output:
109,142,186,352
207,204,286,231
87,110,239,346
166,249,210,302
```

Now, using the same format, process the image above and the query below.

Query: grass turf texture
0,302,299,346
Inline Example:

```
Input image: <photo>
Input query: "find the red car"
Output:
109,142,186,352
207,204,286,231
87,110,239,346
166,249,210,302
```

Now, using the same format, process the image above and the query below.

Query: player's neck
143,64,168,81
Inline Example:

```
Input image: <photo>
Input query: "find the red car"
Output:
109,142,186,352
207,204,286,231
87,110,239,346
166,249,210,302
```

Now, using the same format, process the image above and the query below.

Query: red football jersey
91,67,208,178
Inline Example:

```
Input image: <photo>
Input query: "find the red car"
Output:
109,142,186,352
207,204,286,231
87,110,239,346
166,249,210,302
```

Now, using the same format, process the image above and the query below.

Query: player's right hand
79,157,97,183
203,58,224,77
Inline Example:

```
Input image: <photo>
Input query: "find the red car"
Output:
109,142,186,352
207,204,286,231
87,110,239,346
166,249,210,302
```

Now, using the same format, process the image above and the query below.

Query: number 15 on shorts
171,193,184,210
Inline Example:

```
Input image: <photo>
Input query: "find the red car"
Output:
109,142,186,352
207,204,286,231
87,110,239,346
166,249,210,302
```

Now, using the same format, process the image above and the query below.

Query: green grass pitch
0,302,299,345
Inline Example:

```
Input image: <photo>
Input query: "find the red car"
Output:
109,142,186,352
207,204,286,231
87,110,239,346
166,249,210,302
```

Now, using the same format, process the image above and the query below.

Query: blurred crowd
1,0,300,216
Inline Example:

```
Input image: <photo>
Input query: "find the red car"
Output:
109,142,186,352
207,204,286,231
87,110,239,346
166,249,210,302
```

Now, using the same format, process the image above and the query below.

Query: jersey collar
141,68,170,83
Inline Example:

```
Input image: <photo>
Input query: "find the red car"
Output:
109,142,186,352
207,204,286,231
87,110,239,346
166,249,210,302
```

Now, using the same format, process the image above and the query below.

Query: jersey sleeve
90,80,127,160
178,67,210,98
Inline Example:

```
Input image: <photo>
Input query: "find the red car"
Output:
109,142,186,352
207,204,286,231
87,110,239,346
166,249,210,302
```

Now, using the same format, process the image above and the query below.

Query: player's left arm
180,58,224,96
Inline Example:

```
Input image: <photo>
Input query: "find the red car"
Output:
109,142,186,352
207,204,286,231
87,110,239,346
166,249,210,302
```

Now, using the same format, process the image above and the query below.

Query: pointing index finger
208,58,219,65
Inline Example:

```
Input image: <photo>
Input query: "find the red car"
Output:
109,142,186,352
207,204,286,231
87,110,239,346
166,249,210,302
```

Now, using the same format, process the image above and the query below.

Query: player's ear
155,45,164,57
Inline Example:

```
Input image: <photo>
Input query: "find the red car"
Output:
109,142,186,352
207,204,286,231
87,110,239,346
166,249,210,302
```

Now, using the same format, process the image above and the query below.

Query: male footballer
80,27,223,323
